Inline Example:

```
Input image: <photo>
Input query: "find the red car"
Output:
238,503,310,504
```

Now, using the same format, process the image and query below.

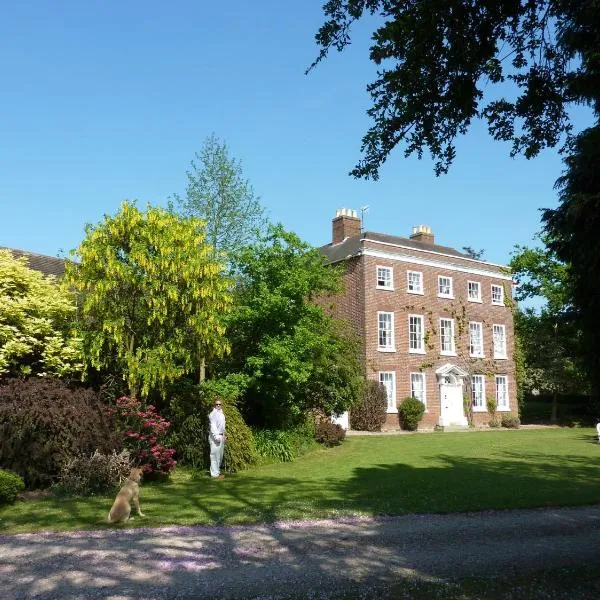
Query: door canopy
435,363,469,385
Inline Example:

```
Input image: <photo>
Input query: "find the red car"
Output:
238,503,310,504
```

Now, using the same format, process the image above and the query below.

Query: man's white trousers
209,436,224,477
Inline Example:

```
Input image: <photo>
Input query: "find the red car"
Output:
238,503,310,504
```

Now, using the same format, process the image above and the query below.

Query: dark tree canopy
542,125,600,396
310,0,600,178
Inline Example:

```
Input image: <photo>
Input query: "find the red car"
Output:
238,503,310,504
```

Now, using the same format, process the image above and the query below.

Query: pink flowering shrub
112,396,176,478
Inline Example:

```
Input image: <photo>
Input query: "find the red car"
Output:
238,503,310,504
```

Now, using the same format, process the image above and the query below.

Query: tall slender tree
172,134,267,261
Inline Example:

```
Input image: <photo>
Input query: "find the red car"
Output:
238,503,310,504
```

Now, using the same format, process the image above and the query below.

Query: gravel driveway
2,504,600,599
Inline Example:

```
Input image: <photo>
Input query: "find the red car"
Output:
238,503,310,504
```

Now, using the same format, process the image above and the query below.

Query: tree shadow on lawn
3,448,600,535
3,457,600,600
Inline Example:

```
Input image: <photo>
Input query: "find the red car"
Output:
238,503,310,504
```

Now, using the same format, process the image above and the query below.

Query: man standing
208,400,226,479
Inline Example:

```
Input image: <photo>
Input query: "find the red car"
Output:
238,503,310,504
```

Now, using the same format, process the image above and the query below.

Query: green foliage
310,1,596,179
222,224,364,428
510,239,572,315
501,413,521,429
486,396,497,418
253,429,294,462
398,397,425,431
314,420,346,447
167,378,256,473
510,240,589,411
66,201,232,398
0,377,121,488
0,469,25,504
54,450,132,497
0,249,82,379
253,422,318,463
171,133,267,260
350,380,387,431
488,418,501,429
463,394,474,428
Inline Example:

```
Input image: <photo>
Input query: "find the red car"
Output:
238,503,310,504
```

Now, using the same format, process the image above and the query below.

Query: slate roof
319,231,470,264
1,247,67,277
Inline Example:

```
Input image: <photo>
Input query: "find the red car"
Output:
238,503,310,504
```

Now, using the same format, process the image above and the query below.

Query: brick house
320,209,516,430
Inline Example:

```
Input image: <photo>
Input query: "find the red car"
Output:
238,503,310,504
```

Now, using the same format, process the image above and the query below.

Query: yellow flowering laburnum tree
0,249,82,378
67,201,232,398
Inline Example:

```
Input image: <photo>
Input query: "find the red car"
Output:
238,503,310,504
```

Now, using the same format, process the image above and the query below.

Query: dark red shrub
0,377,121,488
112,396,176,478
350,380,388,431
315,420,346,447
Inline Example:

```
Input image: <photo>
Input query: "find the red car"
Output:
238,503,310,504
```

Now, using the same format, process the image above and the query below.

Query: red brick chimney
332,208,361,244
409,224,435,245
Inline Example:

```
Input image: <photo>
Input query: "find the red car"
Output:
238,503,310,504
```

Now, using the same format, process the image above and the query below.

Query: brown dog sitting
107,467,145,523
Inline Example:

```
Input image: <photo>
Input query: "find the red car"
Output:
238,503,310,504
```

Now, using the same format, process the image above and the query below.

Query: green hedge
167,378,256,473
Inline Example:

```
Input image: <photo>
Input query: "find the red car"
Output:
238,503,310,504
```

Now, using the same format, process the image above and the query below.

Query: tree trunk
198,340,206,383
551,392,558,424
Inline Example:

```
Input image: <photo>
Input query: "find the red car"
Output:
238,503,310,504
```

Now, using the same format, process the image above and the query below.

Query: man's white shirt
209,408,226,442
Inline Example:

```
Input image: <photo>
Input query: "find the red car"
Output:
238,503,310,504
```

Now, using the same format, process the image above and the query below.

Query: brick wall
361,251,516,429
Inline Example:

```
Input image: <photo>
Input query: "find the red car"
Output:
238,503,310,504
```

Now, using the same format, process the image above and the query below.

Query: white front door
439,383,468,427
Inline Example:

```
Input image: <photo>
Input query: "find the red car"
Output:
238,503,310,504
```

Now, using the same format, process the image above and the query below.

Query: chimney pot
332,208,361,244
410,224,435,245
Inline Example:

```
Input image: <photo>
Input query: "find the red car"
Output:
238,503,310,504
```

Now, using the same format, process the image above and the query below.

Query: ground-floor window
495,375,509,410
410,372,426,408
379,371,397,412
471,374,486,410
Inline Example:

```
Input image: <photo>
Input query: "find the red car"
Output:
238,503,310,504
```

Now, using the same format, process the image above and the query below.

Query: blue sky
0,1,594,266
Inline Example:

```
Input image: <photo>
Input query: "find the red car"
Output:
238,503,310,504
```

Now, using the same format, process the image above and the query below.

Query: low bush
112,396,176,479
54,450,132,497
0,377,121,488
350,380,387,431
167,378,257,473
315,421,346,447
0,469,25,504
253,429,295,461
253,421,317,462
501,413,521,429
398,397,425,431
488,418,501,428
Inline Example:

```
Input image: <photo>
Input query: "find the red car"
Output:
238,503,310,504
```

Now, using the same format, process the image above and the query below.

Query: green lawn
2,428,599,535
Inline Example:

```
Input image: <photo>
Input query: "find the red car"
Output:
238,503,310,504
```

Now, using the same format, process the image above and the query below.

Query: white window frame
491,284,504,305
408,314,425,354
377,311,395,352
439,318,456,356
379,371,397,413
469,321,484,357
495,375,509,411
407,270,424,295
437,275,454,298
493,324,507,359
468,280,482,303
471,374,486,412
410,372,427,409
376,266,394,290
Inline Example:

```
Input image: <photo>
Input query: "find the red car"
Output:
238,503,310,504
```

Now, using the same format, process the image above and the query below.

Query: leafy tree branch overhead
309,0,598,179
